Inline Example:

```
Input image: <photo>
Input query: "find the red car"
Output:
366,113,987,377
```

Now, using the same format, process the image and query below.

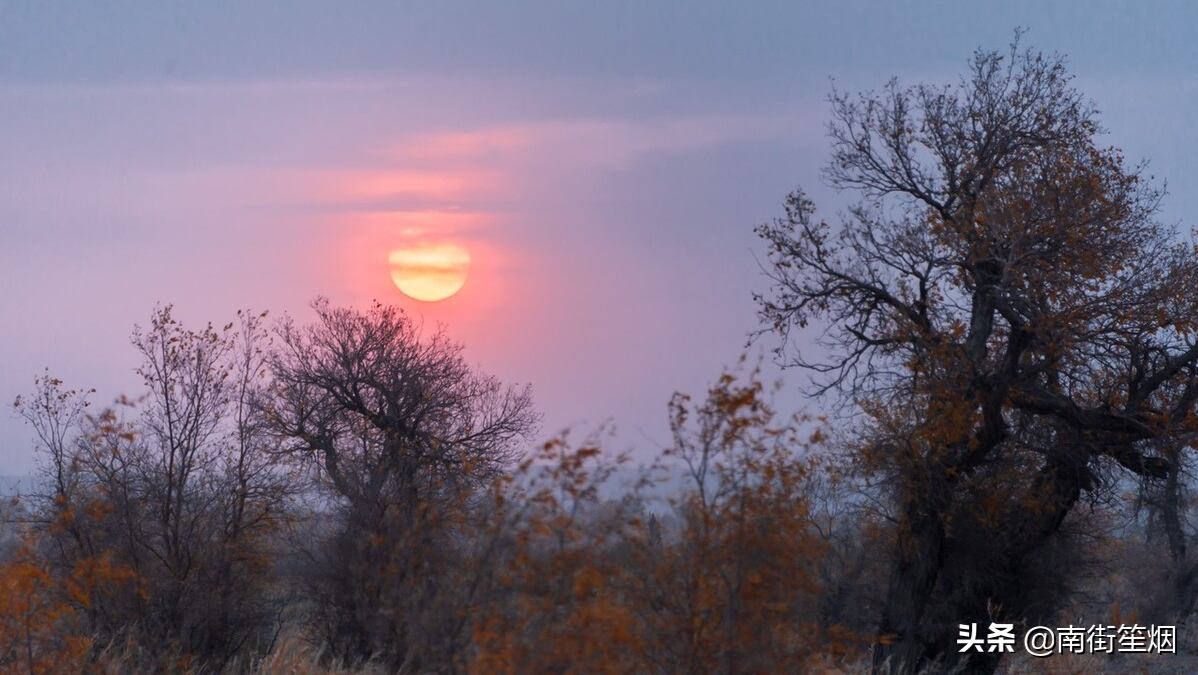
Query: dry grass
32,631,1197,675
243,635,389,675
74,633,390,675
793,650,1195,675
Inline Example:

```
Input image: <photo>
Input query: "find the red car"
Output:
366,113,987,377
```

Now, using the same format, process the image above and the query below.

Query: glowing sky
3,2,1198,473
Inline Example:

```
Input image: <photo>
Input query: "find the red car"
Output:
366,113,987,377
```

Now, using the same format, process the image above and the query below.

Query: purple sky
4,2,1198,474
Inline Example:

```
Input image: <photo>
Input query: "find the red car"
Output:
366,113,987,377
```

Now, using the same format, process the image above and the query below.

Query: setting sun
389,242,471,302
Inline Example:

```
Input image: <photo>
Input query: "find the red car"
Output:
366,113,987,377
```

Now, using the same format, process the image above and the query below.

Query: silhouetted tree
268,299,538,671
756,38,1198,675
15,307,293,667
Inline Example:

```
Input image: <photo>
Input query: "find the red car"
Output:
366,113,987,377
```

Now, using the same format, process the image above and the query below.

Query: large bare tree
268,298,539,670
756,40,1198,675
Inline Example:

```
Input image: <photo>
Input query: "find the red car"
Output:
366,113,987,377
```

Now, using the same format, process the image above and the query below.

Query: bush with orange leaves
0,521,136,675
472,364,856,675
635,365,845,675
471,432,648,675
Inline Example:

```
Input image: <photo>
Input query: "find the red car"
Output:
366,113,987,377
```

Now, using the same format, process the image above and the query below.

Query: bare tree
756,38,1198,675
15,307,294,666
13,374,95,547
268,298,539,670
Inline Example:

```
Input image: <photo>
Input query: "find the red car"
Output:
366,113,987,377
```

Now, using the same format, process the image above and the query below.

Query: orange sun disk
389,243,471,302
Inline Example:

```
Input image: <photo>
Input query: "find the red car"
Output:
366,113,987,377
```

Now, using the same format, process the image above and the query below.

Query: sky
3,1,1198,475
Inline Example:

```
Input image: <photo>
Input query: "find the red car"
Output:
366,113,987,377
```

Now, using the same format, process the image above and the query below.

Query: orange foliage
471,366,855,675
640,366,842,674
471,434,646,675
0,545,86,675
0,524,135,675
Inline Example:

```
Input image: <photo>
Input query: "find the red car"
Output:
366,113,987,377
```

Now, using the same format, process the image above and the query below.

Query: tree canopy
757,38,1198,675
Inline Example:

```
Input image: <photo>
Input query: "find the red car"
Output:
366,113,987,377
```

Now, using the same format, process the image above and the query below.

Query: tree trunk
929,455,1087,675
872,478,951,675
